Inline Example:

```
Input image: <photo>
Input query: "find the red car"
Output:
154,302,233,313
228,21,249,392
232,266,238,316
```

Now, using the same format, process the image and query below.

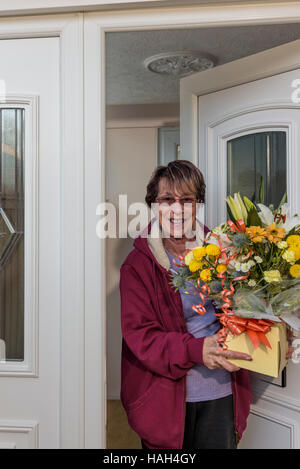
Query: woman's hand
203,334,253,372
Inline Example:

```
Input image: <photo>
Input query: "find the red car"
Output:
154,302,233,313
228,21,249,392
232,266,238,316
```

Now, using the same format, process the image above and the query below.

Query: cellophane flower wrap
170,192,300,349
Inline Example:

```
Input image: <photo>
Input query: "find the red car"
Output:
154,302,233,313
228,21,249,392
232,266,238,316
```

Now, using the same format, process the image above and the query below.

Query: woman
119,160,254,450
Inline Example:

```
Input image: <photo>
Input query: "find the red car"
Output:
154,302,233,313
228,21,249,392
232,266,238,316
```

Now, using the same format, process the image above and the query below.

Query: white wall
106,103,179,399
0,0,247,16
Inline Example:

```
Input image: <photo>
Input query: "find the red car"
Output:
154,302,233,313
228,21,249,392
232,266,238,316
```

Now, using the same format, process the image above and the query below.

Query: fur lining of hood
146,216,206,271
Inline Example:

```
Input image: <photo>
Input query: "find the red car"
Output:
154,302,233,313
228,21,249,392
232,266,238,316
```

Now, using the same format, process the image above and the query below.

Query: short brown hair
145,160,205,207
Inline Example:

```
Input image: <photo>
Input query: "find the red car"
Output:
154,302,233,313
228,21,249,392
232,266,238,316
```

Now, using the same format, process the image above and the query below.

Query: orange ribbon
172,256,185,268
214,269,253,349
219,314,274,349
192,280,211,315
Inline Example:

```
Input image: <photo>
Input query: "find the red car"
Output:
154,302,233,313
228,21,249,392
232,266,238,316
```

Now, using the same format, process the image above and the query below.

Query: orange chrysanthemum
246,226,267,243
266,224,286,243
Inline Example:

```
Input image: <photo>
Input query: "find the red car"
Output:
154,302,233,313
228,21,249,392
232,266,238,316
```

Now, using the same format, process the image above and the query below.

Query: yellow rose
290,264,300,278
205,244,220,257
193,246,206,261
263,270,282,283
185,251,194,266
216,263,227,273
200,268,212,282
282,249,296,264
189,259,203,273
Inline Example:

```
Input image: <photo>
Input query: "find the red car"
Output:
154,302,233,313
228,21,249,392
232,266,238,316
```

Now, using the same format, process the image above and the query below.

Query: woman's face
155,178,197,239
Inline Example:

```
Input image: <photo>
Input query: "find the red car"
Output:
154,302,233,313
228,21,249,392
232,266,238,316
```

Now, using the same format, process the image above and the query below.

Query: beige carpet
106,400,142,449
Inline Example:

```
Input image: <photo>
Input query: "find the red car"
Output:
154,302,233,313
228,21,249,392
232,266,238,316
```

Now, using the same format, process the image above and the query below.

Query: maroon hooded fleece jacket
119,219,252,449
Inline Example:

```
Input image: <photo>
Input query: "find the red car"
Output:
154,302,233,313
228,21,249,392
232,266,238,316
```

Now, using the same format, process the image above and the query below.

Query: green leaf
243,195,257,212
247,207,262,227
226,201,236,223
226,195,238,220
236,192,248,222
277,191,287,210
259,175,264,204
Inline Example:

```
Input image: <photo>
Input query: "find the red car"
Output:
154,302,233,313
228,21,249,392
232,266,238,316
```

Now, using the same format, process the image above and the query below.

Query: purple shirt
166,248,232,402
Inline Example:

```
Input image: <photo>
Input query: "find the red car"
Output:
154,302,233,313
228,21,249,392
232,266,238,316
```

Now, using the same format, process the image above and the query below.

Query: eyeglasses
156,196,198,206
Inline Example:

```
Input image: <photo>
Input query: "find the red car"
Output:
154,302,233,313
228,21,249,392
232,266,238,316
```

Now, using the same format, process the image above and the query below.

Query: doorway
104,23,300,449
83,4,300,448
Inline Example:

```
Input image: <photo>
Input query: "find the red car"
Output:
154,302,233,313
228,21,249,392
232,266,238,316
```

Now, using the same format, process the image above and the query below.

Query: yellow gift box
225,322,288,378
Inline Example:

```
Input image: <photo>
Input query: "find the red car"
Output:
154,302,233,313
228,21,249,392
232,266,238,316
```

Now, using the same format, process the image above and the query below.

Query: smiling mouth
169,218,186,224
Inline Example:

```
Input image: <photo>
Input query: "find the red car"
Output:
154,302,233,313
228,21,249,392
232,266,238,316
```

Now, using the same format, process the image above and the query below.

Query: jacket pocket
126,376,184,449
126,378,158,411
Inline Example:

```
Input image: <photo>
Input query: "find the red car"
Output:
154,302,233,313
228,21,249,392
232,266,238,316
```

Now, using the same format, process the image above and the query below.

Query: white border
84,3,300,449
0,96,39,378
0,0,228,16
0,14,84,448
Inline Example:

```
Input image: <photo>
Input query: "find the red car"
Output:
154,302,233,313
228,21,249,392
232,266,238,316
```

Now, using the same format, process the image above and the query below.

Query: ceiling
105,22,300,105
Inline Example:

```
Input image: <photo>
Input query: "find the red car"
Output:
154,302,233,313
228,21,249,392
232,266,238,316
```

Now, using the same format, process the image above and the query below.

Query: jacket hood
133,217,209,272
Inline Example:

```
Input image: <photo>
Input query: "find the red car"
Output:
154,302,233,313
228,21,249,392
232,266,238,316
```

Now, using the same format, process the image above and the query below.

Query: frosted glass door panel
0,108,24,361
227,131,286,207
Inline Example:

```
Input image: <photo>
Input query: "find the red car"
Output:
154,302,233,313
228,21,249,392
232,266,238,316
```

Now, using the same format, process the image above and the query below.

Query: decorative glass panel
227,131,287,388
0,108,24,361
227,131,286,207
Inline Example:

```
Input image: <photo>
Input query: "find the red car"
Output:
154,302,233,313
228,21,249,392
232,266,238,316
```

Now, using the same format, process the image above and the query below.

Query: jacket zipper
164,270,188,448
182,375,187,449
231,371,240,445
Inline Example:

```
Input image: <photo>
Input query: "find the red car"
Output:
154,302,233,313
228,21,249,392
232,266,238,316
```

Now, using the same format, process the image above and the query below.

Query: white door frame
84,2,300,448
0,14,84,448
180,38,300,166
181,39,300,230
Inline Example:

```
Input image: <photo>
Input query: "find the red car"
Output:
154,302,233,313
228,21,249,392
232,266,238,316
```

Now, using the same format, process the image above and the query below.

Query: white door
0,36,60,449
180,39,300,449
0,14,84,449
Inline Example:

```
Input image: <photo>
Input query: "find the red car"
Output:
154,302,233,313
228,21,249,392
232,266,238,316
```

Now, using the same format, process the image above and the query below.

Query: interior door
180,39,300,449
0,37,60,448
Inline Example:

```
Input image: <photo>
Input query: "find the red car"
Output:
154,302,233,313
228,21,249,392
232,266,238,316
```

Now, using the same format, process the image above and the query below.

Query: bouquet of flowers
170,192,300,376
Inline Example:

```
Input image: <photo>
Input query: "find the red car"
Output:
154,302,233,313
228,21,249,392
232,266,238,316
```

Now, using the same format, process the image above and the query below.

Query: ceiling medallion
143,51,216,78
